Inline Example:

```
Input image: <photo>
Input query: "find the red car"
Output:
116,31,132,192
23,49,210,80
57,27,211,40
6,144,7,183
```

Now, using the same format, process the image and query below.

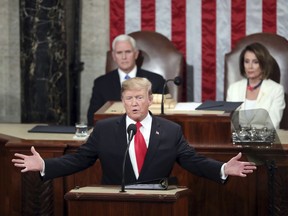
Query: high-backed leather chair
224,32,288,129
105,31,184,102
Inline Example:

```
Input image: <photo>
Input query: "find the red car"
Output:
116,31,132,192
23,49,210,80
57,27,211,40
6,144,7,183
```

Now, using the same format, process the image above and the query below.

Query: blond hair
121,77,152,97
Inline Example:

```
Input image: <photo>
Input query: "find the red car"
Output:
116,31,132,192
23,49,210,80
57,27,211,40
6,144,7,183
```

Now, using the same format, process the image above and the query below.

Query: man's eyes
116,51,132,54
125,96,144,100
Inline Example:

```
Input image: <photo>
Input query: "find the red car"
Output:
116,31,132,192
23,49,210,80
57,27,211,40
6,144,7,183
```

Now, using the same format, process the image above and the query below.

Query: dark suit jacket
87,68,166,126
44,114,224,185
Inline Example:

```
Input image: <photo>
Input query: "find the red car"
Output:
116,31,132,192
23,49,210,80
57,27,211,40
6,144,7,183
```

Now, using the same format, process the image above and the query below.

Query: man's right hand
12,146,44,173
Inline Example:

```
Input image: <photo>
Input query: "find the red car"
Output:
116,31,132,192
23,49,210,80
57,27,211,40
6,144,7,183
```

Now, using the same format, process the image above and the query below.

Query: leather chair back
106,31,184,101
224,32,288,129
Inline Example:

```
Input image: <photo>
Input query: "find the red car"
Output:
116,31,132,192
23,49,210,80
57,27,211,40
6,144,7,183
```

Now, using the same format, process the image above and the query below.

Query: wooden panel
4,138,68,216
64,186,191,216
1,124,288,216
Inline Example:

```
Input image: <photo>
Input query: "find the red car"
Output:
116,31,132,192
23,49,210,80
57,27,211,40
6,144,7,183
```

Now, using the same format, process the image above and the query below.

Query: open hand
12,146,44,172
224,152,257,177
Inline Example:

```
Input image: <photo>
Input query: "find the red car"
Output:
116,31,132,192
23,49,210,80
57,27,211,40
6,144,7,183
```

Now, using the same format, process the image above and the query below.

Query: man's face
122,88,153,122
112,40,139,72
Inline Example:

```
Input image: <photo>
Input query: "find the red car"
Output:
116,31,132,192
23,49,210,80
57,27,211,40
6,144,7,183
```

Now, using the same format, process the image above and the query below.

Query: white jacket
226,79,285,129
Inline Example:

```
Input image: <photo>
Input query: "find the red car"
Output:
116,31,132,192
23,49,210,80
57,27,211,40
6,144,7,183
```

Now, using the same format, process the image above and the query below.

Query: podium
64,186,192,216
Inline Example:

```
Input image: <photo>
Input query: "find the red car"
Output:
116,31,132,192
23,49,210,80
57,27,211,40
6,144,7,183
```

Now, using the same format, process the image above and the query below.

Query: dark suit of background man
12,77,256,186
87,34,166,126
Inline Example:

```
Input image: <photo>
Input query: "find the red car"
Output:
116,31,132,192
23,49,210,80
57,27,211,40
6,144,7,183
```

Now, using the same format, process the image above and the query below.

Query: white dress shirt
126,114,152,179
118,66,137,84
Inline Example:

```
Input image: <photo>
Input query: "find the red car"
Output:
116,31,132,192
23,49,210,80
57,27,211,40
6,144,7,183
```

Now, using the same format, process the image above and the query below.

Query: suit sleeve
87,79,106,126
43,128,100,181
151,75,167,94
174,125,224,183
268,84,285,129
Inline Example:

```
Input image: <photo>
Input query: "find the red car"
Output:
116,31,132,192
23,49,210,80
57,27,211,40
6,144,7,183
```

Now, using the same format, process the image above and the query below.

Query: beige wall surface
0,0,109,124
0,0,20,123
80,0,109,123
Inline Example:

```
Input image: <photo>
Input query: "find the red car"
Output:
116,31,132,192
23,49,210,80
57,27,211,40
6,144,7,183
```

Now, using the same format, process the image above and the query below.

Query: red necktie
135,122,147,173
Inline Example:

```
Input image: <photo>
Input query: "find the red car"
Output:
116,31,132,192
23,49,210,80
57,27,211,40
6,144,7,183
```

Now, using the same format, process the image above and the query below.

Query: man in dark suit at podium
12,77,256,185
87,34,166,126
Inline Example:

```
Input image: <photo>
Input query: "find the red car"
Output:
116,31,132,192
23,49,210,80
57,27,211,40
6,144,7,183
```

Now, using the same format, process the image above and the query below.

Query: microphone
161,76,182,115
120,124,137,192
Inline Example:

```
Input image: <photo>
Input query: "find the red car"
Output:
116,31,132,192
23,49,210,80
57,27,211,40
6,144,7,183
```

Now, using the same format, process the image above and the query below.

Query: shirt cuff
220,163,228,180
40,159,45,177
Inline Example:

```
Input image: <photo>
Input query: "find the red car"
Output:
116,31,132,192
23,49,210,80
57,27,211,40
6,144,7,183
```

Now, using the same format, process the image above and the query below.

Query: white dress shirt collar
126,112,152,132
118,66,137,83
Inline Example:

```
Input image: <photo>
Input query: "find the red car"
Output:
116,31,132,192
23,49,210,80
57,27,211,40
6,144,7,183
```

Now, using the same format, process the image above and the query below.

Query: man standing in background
87,34,166,126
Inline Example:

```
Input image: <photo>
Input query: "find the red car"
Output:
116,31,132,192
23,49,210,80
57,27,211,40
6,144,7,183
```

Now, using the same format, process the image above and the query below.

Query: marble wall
0,0,109,123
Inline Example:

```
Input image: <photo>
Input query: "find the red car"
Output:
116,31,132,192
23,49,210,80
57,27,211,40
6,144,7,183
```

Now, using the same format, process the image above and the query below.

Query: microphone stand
120,140,132,192
161,77,182,115
120,125,136,192
161,79,173,115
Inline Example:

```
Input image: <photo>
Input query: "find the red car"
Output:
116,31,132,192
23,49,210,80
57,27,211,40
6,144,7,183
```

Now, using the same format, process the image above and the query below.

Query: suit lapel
256,79,268,104
240,79,247,99
116,115,137,182
239,79,248,110
115,115,128,152
112,70,122,94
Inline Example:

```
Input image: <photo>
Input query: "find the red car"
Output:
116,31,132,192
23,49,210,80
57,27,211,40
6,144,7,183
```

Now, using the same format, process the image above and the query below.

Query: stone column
20,0,83,125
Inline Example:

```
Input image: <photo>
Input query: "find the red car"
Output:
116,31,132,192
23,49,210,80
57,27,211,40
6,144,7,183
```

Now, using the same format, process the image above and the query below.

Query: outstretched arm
224,152,257,177
12,146,44,173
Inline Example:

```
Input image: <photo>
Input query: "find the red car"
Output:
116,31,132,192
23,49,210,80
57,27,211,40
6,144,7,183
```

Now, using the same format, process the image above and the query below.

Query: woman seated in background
226,42,285,129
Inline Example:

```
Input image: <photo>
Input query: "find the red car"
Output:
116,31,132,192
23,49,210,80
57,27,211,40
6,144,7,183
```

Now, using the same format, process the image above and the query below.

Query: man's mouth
132,109,139,113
